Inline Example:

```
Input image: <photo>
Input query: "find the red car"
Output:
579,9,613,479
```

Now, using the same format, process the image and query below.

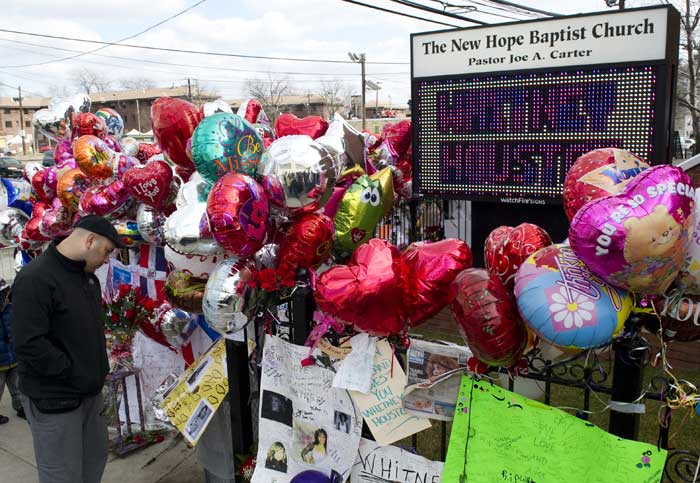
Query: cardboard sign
443,376,667,483
352,438,444,483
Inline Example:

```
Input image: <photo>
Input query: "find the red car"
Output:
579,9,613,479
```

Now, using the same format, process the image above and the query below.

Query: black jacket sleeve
11,274,71,377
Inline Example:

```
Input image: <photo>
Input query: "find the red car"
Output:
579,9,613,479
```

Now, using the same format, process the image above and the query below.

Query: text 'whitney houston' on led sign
411,6,679,203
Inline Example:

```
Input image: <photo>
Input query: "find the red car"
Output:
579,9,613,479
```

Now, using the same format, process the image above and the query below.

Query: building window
25,121,31,128
3,109,10,114
23,109,29,114
132,115,137,121
4,121,11,128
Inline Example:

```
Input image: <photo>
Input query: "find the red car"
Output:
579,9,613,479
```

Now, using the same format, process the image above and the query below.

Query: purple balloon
290,470,331,483
53,140,74,163
569,165,695,295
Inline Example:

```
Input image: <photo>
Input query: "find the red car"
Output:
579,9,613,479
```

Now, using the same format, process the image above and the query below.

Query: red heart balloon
123,160,174,208
277,213,334,283
136,143,162,163
275,113,329,139
73,112,107,140
31,170,54,203
20,202,50,249
151,97,203,170
449,268,527,367
486,223,552,290
402,239,473,327
381,120,412,159
315,238,407,336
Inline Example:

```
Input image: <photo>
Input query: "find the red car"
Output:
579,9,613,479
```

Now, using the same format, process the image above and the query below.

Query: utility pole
619,0,625,9
187,78,192,102
135,98,142,132
348,52,366,130
14,86,26,156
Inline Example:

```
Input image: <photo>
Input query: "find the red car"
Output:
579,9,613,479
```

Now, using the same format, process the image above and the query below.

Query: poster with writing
350,340,431,446
159,339,228,445
404,339,471,421
352,438,444,483
443,376,667,483
251,335,362,483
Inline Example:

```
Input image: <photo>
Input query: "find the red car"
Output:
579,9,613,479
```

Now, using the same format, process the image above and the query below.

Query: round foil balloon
569,165,695,294
402,239,473,327
678,190,700,294
95,107,124,138
290,471,331,483
206,173,269,257
74,135,139,179
39,198,74,239
315,238,406,336
164,245,230,279
334,167,394,256
164,270,206,313
563,148,650,221
277,213,334,283
151,97,203,171
45,159,77,193
654,288,700,342
191,112,263,182
484,223,553,290
160,308,195,348
56,168,90,210
165,202,223,256
120,137,140,157
33,93,90,141
137,203,166,245
259,135,339,216
203,258,255,333
73,112,107,139
0,208,28,247
79,180,130,216
113,219,142,247
514,244,631,349
449,268,527,367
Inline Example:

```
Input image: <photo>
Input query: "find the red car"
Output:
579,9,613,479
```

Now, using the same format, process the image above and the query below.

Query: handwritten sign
160,339,227,445
352,438,444,483
350,340,431,446
443,376,667,483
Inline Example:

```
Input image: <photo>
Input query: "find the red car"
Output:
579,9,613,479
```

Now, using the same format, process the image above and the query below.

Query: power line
340,0,460,27
464,0,540,19
0,37,410,77
387,0,488,24
24,0,208,69
0,28,408,65
485,0,561,17
0,81,43,97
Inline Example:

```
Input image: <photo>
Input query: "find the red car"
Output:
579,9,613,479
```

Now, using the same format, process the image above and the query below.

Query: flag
134,244,169,302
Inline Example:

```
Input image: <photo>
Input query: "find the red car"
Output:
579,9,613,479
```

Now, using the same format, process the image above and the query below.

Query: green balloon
191,112,264,184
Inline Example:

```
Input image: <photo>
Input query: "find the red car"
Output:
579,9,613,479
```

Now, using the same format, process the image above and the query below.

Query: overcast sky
0,0,664,105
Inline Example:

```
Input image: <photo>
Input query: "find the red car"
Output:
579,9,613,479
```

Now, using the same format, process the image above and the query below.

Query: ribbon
302,310,345,363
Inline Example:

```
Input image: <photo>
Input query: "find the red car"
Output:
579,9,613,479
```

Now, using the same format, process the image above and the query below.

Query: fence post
608,331,644,439
289,268,314,344
409,198,419,243
225,337,254,472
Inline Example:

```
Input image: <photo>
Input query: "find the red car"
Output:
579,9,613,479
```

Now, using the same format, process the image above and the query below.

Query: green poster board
443,376,667,483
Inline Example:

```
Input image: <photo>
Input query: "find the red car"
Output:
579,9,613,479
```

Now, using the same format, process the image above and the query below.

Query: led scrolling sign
411,6,679,203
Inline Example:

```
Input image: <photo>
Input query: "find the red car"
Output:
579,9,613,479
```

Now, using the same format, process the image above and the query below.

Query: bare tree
119,77,155,91
318,79,347,118
47,84,72,98
244,73,292,122
70,68,112,94
674,0,700,155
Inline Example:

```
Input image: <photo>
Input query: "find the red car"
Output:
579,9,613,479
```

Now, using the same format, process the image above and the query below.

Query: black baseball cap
73,215,126,249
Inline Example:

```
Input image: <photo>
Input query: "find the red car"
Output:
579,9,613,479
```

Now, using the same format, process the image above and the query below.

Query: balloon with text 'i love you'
123,160,174,209
514,244,631,349
315,238,407,336
449,268,527,367
484,223,552,290
275,113,329,139
206,173,269,257
569,165,695,294
402,239,473,327
277,212,334,284
563,148,650,221
151,97,202,171
191,112,264,183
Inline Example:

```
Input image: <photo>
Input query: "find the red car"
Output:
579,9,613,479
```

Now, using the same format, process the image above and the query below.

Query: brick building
228,95,344,120
0,96,49,153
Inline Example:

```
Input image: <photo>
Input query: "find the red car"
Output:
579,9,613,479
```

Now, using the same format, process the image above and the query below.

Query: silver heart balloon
202,98,233,117
0,208,28,247
34,94,91,141
176,172,207,209
258,135,339,216
137,203,167,245
165,202,223,256
203,258,255,334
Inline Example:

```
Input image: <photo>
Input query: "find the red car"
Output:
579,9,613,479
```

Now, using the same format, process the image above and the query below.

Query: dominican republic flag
134,244,168,302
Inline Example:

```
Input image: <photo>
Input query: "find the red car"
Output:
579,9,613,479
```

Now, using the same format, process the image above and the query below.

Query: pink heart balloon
79,180,130,216
123,160,174,208
40,198,74,238
569,165,695,294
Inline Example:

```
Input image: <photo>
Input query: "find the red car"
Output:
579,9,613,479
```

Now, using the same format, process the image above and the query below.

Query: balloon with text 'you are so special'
569,165,695,295
515,244,632,349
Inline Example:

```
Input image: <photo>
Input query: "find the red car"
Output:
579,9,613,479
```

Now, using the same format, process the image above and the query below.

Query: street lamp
366,80,382,118
348,51,366,129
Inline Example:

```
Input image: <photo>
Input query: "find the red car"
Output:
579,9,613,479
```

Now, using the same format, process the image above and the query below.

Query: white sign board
412,7,669,77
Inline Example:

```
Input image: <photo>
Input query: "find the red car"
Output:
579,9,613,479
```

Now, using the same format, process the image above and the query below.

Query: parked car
0,157,24,178
42,150,56,167
680,136,695,155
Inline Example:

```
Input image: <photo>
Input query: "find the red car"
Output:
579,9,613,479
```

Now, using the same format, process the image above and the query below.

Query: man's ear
85,232,96,248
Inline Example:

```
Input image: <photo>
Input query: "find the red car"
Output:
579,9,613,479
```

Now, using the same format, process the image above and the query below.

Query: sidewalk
0,393,205,483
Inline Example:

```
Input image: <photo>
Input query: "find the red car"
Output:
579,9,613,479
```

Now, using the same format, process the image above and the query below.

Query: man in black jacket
12,215,124,483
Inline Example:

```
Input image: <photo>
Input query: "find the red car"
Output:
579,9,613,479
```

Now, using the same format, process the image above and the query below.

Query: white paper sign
412,7,670,77
352,438,444,483
251,335,362,483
